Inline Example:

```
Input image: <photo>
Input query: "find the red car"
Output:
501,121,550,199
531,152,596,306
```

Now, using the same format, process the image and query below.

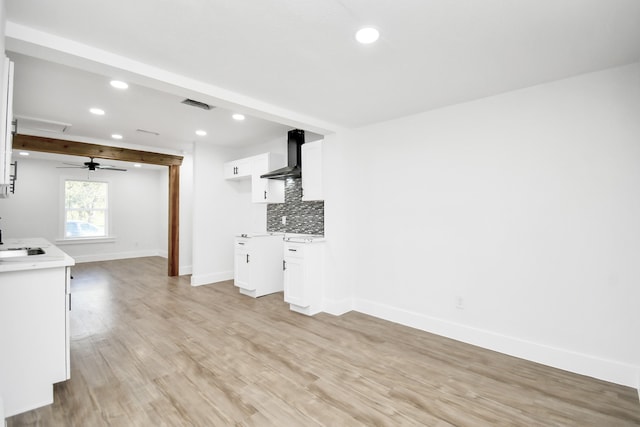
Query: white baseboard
179,264,193,276
72,250,165,263
190,271,233,286
322,297,354,316
354,298,639,388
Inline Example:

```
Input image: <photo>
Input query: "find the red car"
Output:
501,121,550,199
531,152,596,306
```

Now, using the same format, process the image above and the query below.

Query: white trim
179,264,193,276
55,237,116,245
322,297,354,316
354,298,640,388
72,250,164,263
190,271,233,287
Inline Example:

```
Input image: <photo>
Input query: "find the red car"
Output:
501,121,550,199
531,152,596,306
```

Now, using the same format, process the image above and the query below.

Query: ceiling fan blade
97,166,127,171
56,166,84,169
62,162,83,166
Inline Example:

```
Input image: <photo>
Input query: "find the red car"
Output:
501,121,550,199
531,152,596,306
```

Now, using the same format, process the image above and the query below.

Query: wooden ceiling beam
13,134,183,166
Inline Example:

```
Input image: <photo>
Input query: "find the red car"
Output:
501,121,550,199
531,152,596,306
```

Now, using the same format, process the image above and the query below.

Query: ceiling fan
57,157,127,172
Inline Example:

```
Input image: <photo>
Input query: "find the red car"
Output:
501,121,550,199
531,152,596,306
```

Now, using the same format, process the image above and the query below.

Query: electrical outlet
281,216,286,225
456,296,464,310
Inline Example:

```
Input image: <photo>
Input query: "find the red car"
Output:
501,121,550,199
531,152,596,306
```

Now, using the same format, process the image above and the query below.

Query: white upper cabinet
0,57,15,187
223,157,252,180
301,139,323,201
225,152,285,203
250,153,284,203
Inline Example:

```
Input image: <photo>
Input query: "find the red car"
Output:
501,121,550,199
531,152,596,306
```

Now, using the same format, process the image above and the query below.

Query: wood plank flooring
7,257,640,426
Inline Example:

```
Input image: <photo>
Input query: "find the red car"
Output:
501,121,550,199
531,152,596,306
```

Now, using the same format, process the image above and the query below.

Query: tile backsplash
267,178,324,235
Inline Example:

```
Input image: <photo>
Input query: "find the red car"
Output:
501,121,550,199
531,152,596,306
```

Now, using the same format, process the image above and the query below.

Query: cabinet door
301,140,323,201
251,155,284,203
224,158,251,180
234,246,253,290
284,256,307,307
1,57,14,185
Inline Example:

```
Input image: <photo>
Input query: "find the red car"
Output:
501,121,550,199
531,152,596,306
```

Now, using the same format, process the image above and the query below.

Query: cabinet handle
246,254,249,263
283,260,286,270
264,190,267,199
69,293,72,311
288,248,297,252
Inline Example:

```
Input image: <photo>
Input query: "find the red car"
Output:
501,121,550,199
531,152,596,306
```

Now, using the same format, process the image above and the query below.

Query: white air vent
181,98,214,110
15,116,71,133
136,129,160,136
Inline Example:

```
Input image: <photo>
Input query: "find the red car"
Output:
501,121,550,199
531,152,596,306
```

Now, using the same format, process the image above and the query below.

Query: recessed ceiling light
19,151,29,156
111,134,123,140
133,163,142,168
89,108,105,115
110,80,129,89
355,27,380,44
232,113,245,121
195,130,207,136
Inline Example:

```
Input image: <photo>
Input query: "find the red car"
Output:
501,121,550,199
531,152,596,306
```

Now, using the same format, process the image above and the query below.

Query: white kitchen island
0,238,74,418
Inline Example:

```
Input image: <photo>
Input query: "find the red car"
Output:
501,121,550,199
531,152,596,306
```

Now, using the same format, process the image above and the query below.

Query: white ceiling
4,0,640,156
7,52,291,153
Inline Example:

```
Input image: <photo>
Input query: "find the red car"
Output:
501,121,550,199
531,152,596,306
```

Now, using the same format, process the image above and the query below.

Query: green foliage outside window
64,180,108,237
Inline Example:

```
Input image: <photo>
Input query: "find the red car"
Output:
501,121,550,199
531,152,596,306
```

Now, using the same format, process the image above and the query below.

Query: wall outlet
281,216,286,225
456,296,464,310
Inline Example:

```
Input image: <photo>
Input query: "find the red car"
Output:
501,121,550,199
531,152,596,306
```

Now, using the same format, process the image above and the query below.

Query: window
64,180,108,238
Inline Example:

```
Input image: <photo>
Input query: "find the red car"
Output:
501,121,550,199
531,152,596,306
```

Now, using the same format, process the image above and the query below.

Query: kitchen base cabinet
283,240,324,315
0,265,72,417
234,234,284,298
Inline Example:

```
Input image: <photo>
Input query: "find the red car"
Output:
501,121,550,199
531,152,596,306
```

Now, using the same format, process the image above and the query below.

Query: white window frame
57,176,115,244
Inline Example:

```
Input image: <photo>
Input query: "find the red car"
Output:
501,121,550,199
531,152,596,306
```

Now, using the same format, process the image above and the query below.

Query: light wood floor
7,257,640,426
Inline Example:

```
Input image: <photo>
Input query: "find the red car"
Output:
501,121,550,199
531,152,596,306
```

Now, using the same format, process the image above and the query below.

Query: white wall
190,137,286,286
324,62,640,387
1,0,6,56
177,152,194,275
0,157,167,262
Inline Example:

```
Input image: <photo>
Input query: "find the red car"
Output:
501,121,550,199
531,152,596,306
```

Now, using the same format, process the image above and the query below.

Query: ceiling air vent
181,98,214,110
136,129,160,136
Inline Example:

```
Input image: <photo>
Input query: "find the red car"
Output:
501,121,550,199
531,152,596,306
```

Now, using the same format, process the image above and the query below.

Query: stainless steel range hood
260,129,305,180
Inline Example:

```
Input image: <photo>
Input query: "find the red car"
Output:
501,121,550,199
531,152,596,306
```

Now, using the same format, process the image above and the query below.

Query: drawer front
235,238,251,250
284,242,304,258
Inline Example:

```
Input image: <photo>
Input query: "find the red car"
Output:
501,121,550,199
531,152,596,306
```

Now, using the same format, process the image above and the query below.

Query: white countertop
236,232,325,243
0,238,75,273
283,233,325,243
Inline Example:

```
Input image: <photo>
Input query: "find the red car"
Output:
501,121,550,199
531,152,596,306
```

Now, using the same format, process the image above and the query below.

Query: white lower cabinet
283,240,324,315
234,235,284,297
0,265,71,417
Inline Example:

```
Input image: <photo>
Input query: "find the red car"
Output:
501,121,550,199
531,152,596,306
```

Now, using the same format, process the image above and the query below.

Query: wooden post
168,164,180,276
13,134,184,277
